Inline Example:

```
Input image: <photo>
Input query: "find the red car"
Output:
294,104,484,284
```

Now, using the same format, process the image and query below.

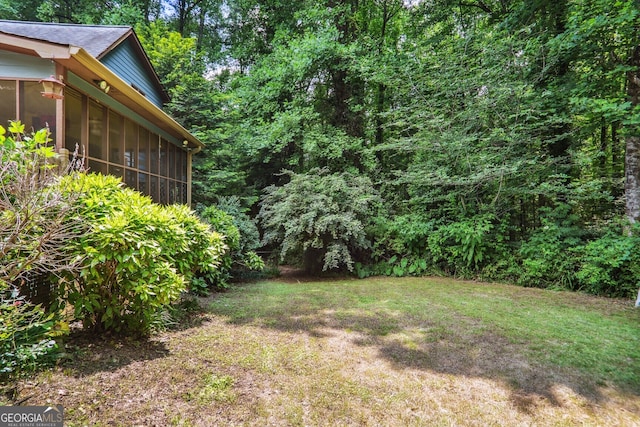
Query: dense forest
6,0,640,298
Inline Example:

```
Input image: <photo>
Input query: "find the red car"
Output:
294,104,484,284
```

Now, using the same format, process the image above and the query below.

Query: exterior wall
0,51,54,79
100,39,165,108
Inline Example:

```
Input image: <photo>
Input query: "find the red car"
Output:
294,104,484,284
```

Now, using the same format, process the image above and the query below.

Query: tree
0,0,43,20
36,0,154,24
220,0,310,71
258,169,380,274
235,15,375,191
137,20,206,92
553,1,640,225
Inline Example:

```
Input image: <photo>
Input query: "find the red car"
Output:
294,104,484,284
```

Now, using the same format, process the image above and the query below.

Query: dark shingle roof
0,20,131,58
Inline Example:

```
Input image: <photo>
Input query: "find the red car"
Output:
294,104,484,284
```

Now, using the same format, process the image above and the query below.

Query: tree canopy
7,0,640,295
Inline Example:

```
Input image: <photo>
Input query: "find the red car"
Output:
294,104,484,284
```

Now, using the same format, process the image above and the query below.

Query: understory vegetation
26,0,640,298
9,0,639,295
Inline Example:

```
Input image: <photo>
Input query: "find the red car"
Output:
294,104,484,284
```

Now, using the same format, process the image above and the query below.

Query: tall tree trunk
177,0,187,35
196,3,207,52
374,2,389,147
625,45,640,225
329,0,365,145
600,120,608,173
626,134,640,224
612,122,620,173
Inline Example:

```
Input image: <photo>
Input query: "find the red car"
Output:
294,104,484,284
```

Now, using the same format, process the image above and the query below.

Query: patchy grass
4,276,640,426
190,374,236,404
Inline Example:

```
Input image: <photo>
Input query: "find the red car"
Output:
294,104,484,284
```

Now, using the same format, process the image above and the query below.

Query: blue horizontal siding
101,40,164,108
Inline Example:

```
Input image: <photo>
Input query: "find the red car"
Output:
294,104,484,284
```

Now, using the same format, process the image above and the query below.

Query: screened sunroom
0,20,203,205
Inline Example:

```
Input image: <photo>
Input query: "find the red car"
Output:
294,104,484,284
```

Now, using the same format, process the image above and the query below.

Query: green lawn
7,276,640,426
211,277,640,392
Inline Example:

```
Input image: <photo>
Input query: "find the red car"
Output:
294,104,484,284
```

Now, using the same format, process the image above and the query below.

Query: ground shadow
56,296,212,378
2,331,173,405
374,332,589,412
58,331,171,378
206,272,639,413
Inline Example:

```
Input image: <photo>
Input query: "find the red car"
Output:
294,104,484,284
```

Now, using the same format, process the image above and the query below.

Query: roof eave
70,48,203,150
0,31,75,58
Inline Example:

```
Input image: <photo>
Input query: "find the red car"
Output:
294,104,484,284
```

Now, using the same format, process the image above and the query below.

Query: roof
0,23,203,151
0,19,169,103
0,20,131,58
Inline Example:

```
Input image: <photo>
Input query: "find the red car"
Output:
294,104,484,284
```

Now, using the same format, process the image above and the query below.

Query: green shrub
427,214,503,276
517,205,585,289
0,286,64,385
201,205,241,251
198,205,237,288
258,169,380,274
355,214,435,279
214,196,261,255
355,256,430,279
367,213,508,279
56,173,226,335
162,204,227,281
199,197,264,289
576,223,640,297
368,214,433,259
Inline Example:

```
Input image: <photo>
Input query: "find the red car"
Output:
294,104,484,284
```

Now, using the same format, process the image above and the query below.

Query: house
0,20,203,206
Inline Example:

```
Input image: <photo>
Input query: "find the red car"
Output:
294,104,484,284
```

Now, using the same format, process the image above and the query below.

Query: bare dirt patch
275,265,354,283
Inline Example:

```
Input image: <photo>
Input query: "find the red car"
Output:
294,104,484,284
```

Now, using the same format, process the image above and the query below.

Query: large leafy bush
214,196,261,256
0,122,82,383
363,213,510,279
198,205,237,288
427,214,503,275
1,288,62,383
198,196,264,289
258,169,380,274
516,205,585,289
358,214,435,278
56,173,226,335
576,223,640,297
